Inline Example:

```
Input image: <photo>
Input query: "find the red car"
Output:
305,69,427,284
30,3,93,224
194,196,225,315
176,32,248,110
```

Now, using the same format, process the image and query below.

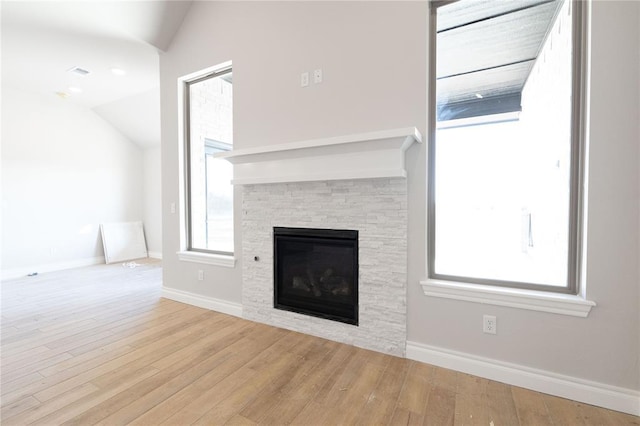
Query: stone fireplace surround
218,128,421,356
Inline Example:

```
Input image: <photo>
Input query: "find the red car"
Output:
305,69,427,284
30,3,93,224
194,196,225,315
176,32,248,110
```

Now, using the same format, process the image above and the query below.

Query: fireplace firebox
273,227,358,325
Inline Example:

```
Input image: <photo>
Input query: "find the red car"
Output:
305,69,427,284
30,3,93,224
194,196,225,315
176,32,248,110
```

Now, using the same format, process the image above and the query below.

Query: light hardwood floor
1,259,638,425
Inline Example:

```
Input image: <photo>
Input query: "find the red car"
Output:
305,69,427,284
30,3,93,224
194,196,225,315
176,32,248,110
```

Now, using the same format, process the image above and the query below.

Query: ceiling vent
67,66,91,76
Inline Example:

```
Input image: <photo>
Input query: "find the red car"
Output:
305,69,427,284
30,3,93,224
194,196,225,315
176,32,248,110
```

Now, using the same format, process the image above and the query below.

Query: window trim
427,1,589,295
176,250,236,268
420,278,595,317
178,61,234,261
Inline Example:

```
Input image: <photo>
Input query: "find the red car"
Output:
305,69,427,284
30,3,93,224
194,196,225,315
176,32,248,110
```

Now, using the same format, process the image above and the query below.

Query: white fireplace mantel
215,127,422,185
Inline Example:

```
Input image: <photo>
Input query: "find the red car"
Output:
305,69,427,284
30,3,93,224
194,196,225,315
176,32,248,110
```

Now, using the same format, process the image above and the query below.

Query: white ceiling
1,1,193,148
93,88,161,149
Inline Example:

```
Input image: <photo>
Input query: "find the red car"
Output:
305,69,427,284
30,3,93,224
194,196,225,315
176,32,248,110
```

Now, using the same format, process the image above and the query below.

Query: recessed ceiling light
67,66,90,76
111,68,126,76
55,91,69,99
68,87,83,93
475,93,484,99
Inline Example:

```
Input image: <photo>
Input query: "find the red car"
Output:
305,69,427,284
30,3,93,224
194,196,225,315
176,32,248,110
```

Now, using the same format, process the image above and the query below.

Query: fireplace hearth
273,227,358,325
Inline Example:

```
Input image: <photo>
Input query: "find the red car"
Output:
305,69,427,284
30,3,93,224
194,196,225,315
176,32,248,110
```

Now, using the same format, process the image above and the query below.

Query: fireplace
273,227,358,325
226,129,416,354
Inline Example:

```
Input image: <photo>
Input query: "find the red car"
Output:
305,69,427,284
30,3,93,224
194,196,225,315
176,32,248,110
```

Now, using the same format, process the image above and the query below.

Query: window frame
427,0,588,295
182,64,234,258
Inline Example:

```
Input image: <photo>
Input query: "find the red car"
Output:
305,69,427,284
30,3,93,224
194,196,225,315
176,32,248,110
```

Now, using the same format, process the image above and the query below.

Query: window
184,65,234,256
428,0,586,293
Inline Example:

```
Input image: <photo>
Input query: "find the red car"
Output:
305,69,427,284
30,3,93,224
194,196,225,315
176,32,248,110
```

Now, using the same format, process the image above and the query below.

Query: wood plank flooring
1,259,638,425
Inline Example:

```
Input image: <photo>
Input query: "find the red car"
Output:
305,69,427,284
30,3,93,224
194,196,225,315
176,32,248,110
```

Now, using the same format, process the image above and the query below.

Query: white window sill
177,251,236,268
420,279,595,317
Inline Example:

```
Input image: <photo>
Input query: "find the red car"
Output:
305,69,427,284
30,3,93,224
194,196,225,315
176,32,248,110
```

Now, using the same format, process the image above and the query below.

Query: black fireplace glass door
274,227,358,325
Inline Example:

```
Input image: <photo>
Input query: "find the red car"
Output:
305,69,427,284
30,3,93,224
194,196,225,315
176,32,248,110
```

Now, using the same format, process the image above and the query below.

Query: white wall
160,0,639,398
408,0,639,394
1,87,144,277
160,1,426,304
142,146,162,258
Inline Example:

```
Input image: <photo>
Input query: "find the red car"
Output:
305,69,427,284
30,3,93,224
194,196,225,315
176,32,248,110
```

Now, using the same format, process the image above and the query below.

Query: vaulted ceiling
1,1,193,148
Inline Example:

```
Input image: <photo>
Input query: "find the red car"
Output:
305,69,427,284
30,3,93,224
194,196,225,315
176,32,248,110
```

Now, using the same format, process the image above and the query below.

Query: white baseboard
148,251,163,260
406,341,640,416
161,287,243,318
1,256,106,281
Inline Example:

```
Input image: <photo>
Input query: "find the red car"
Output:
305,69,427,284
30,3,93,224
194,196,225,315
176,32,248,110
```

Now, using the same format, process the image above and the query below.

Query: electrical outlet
313,68,323,84
197,270,204,281
483,315,497,334
170,203,176,214
301,72,309,87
